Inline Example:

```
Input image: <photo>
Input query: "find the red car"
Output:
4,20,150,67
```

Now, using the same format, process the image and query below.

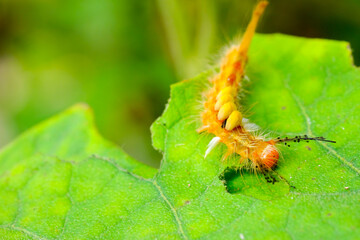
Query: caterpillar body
198,1,335,171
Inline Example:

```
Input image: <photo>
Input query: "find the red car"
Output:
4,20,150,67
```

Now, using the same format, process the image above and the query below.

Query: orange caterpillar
198,1,335,171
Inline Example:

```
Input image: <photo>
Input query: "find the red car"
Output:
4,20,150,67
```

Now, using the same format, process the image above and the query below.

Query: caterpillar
197,1,335,171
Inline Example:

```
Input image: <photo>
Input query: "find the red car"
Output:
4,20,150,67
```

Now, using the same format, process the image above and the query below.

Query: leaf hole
219,167,291,200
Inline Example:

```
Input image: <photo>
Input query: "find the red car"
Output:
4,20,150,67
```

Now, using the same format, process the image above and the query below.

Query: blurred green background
0,0,359,167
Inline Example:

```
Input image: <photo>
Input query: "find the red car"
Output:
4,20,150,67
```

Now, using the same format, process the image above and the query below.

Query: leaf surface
1,34,360,239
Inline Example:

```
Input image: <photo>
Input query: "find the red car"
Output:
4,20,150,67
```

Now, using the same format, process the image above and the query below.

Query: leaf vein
0,225,48,240
153,180,188,240
285,80,360,175
92,154,152,182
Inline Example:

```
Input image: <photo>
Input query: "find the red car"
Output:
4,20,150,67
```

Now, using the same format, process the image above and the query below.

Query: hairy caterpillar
197,1,335,171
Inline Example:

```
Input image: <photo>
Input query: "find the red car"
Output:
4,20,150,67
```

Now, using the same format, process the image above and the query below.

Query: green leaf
1,34,360,239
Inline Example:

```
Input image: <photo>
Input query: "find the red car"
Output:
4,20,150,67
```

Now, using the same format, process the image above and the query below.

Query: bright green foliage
1,34,360,239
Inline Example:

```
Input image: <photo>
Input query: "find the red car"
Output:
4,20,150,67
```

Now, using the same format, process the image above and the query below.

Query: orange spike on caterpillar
197,1,335,171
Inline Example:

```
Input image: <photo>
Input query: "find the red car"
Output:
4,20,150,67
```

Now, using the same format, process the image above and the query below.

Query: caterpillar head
252,135,336,169
252,141,279,169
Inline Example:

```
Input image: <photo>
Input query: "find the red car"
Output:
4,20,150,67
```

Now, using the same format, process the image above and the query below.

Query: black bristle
277,135,336,144
221,119,227,128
